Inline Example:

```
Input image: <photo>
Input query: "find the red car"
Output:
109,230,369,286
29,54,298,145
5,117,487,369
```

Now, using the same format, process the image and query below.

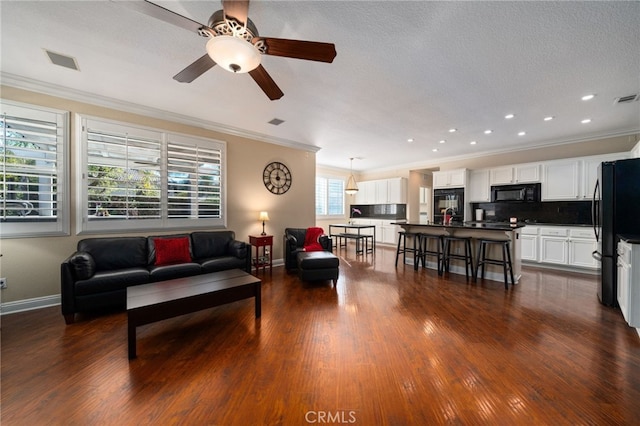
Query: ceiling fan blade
249,65,284,100
254,37,337,63
114,0,210,34
173,54,216,83
222,0,250,27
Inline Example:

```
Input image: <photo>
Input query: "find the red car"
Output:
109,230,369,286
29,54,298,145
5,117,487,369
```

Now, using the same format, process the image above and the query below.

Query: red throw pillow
154,237,191,266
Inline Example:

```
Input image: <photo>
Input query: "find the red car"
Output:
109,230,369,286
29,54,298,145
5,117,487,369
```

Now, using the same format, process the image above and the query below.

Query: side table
249,234,273,273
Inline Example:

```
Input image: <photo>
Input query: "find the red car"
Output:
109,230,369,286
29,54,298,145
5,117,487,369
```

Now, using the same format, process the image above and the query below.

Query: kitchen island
393,221,526,283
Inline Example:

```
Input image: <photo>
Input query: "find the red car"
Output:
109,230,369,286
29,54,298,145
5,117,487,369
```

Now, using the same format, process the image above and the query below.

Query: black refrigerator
592,158,640,307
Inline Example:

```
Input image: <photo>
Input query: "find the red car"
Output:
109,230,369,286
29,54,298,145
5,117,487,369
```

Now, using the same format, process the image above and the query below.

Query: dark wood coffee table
127,269,261,359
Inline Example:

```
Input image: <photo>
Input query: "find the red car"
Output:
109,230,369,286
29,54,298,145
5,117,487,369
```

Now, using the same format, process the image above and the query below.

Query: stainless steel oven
433,188,464,224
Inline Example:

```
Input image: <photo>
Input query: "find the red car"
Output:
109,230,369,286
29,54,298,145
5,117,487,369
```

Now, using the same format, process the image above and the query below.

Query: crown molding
0,72,321,153
367,129,640,174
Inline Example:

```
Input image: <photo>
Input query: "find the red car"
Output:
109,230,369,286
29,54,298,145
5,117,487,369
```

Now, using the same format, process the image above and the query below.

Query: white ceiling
1,1,639,172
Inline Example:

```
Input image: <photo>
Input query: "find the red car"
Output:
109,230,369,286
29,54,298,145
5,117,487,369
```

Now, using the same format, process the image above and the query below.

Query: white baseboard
521,261,599,275
1,294,61,315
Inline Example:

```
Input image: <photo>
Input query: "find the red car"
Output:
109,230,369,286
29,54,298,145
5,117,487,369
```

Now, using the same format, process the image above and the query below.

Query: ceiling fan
118,0,337,100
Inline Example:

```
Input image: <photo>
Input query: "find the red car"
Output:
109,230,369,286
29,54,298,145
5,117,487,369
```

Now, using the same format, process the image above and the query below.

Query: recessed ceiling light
484,130,493,134
544,116,554,121
581,118,592,124
432,148,439,152
505,114,515,119
448,128,457,133
582,94,595,101
439,140,446,144
518,131,526,136
407,138,414,143
470,141,477,145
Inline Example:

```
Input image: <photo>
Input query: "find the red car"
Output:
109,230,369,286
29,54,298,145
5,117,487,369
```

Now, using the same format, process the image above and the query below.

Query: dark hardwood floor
2,244,640,425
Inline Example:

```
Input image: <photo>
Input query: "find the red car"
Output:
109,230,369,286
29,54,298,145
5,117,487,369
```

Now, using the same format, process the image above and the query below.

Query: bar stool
474,238,515,289
442,236,474,280
415,233,444,275
395,231,420,267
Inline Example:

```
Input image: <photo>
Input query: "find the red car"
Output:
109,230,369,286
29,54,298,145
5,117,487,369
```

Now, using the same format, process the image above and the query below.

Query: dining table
328,223,376,254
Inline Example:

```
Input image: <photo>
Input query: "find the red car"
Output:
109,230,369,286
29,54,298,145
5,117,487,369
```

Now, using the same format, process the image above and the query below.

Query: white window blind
167,140,222,219
85,123,162,221
316,176,345,217
0,101,68,238
78,116,226,233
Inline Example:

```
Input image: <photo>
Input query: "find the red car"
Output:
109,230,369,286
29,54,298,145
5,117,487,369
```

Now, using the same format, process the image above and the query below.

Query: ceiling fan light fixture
206,35,261,73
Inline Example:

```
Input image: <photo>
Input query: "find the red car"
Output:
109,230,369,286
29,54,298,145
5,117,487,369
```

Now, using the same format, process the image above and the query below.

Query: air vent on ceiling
268,118,285,126
614,94,639,104
44,50,79,71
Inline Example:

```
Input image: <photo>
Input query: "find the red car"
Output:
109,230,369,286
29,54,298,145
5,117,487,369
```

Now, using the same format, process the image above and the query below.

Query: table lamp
259,211,270,235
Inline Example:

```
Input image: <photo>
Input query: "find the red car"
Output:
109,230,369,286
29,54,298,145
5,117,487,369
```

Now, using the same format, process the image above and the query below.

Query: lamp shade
345,175,359,195
259,211,270,221
206,35,261,73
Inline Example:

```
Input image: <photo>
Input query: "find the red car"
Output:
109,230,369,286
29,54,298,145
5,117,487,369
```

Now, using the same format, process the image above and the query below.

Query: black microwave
491,183,541,202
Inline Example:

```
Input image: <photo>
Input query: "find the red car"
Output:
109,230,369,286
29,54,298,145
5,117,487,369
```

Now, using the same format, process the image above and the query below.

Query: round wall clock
263,161,292,194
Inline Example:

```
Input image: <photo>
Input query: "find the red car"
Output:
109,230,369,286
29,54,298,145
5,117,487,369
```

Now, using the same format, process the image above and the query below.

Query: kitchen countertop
619,235,640,244
393,221,526,231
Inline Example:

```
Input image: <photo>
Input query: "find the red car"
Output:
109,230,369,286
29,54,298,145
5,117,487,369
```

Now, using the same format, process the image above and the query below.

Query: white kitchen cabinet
468,169,490,202
374,180,388,204
354,178,407,204
568,228,598,268
541,159,581,200
354,180,373,204
351,218,399,245
617,239,640,328
569,238,598,268
582,157,601,201
581,153,629,200
385,178,408,204
380,220,400,244
538,226,598,269
489,163,540,185
540,235,569,265
433,169,467,188
520,226,540,262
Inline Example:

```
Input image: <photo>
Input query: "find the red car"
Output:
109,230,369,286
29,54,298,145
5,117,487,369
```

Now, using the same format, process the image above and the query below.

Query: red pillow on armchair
303,227,325,252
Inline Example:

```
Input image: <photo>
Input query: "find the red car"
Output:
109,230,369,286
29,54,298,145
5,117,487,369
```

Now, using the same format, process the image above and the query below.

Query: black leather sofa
61,231,250,324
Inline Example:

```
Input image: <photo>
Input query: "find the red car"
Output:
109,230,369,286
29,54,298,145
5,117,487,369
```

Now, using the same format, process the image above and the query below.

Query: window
78,116,225,233
315,176,345,217
0,101,68,238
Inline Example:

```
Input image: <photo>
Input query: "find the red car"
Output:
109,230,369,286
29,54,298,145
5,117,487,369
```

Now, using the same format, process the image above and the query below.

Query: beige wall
0,86,316,305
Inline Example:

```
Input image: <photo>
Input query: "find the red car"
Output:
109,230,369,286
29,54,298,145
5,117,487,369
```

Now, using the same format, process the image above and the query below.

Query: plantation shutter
327,179,345,215
1,112,59,220
167,139,222,219
85,121,161,220
315,177,328,215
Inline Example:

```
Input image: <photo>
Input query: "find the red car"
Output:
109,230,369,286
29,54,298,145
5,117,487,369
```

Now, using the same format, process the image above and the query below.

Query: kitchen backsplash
350,204,407,220
471,201,592,225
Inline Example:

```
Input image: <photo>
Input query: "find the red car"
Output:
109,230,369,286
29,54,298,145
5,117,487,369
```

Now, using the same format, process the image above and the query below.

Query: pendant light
345,157,359,195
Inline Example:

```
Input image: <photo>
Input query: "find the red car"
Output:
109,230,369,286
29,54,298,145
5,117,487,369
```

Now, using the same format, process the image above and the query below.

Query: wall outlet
0,277,6,289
